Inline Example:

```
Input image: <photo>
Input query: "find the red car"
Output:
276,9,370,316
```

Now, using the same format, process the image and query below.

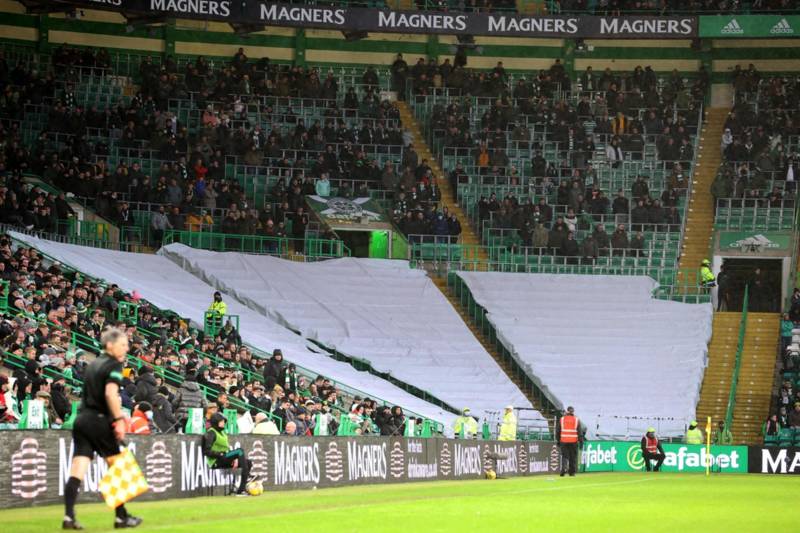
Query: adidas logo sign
721,18,744,35
770,18,794,34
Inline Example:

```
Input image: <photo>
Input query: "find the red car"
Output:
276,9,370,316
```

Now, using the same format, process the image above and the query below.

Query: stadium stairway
732,312,779,444
396,102,488,264
429,274,553,424
696,312,740,429
678,107,728,280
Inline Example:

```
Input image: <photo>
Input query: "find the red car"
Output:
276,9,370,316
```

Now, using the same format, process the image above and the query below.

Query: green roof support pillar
427,34,439,61
164,19,177,59
295,29,307,67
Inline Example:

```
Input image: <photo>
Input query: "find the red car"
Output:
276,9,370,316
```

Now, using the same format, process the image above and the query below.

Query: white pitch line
498,475,658,496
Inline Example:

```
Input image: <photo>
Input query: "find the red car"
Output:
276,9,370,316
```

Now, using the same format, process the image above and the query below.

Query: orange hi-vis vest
128,411,151,435
560,415,579,443
645,435,659,453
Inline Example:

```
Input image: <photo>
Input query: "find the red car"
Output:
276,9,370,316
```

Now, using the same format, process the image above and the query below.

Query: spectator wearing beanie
134,365,158,404
152,386,178,433
173,372,207,430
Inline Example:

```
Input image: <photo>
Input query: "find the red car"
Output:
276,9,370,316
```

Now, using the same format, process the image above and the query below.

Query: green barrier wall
581,441,749,473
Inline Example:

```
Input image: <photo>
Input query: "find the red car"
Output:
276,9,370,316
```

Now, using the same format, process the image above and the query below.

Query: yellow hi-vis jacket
207,300,227,316
685,427,704,444
453,415,479,438
700,266,715,285
498,411,517,441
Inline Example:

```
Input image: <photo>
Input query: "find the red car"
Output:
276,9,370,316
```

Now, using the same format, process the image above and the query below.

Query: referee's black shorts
72,410,120,459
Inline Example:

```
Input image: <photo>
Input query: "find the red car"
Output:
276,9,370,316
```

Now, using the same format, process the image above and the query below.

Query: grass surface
2,473,796,532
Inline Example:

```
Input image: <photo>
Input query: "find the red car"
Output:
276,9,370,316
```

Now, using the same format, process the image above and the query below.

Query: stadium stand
0,1,797,448
717,70,800,446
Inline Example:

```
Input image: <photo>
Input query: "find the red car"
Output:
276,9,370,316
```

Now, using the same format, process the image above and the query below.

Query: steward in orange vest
556,406,583,476
640,427,666,472
128,403,152,435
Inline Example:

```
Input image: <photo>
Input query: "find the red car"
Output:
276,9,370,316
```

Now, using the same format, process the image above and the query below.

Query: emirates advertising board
0,431,559,509
581,441,748,473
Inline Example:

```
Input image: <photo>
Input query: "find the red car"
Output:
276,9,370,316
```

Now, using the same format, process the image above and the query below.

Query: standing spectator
781,313,794,354
292,207,309,254
151,205,172,246
315,173,331,197
263,349,286,390
173,372,206,431
762,414,780,437
714,421,734,445
789,402,800,428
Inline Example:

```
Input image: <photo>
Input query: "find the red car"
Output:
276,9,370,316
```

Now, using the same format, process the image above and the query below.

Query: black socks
64,476,81,520
115,504,129,521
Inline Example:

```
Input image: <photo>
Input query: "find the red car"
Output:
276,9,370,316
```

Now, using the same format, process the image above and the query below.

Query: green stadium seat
778,428,795,447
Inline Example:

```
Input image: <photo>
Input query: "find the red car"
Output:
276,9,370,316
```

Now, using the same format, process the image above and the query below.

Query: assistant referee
63,327,143,530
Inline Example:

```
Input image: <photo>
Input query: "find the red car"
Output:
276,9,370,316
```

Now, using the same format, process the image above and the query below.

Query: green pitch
2,473,796,532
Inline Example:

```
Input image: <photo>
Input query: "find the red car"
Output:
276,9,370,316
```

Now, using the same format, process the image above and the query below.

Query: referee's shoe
114,516,143,529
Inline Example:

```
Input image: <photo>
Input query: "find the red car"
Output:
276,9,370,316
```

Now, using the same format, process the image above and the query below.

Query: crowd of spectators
0,233,417,435
712,66,799,207
0,46,414,248
409,60,705,256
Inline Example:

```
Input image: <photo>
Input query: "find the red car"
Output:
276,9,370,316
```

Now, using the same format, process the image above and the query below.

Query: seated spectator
252,412,280,435
790,402,800,428
128,401,153,435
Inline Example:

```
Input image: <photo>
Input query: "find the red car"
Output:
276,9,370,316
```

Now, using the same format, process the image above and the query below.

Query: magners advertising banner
0,431,559,509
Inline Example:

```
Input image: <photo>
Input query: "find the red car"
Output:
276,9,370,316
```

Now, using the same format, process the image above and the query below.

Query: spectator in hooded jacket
152,386,178,433
173,372,207,430
134,365,158,404
263,349,286,390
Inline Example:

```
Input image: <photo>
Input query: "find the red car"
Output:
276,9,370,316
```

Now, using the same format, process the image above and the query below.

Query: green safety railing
0,280,9,313
1,347,83,393
63,218,110,242
50,219,145,252
203,312,239,339
410,240,684,288
118,301,139,325
163,230,350,259
725,285,750,431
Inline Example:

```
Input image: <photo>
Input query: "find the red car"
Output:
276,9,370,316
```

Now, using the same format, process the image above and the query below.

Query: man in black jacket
134,365,157,404
263,349,286,390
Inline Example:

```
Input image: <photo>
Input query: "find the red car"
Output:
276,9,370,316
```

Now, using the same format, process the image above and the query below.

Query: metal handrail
725,285,750,431
162,229,350,258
